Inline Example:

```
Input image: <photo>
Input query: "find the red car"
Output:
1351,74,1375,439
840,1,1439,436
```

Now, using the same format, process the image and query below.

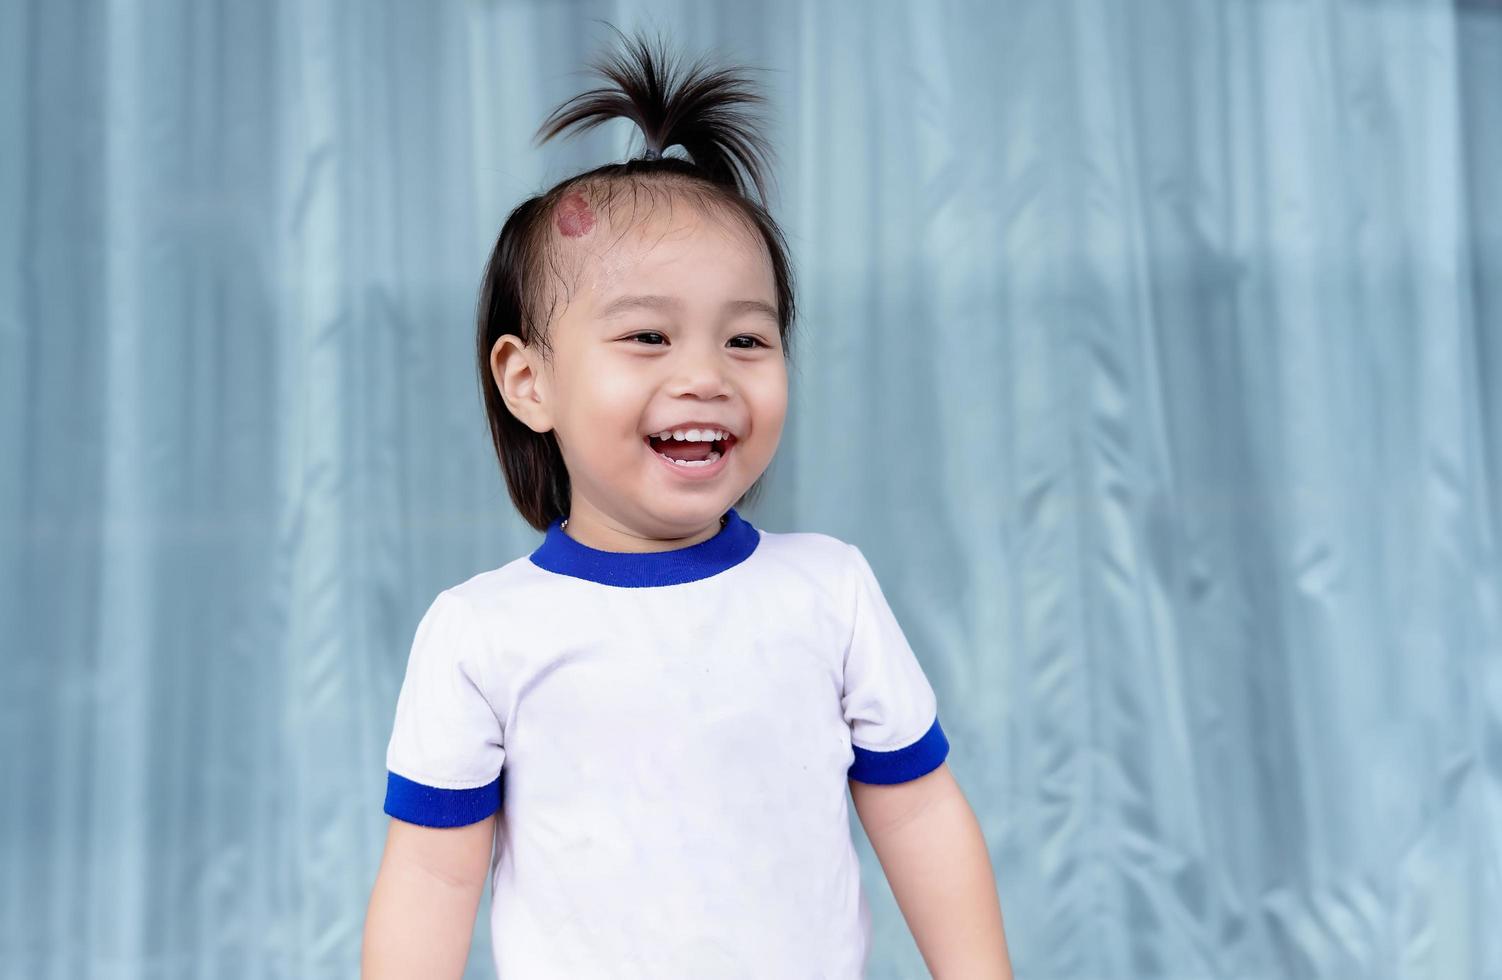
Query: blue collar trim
528,508,760,587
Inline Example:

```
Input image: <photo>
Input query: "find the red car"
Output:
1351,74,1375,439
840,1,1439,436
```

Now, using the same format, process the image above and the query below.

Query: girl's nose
666,346,733,397
667,371,731,399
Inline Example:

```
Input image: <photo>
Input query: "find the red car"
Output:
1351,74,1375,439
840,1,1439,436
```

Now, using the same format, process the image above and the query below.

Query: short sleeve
841,543,950,785
383,590,506,827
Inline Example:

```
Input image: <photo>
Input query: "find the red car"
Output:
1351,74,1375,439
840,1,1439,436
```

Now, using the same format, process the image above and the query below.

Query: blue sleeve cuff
847,715,949,785
384,770,503,827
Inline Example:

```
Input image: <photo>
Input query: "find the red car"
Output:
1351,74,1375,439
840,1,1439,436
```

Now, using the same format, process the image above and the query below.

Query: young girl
363,27,1011,980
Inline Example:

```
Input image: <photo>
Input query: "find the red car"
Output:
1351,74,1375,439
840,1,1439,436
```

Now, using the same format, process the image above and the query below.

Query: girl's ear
491,335,554,434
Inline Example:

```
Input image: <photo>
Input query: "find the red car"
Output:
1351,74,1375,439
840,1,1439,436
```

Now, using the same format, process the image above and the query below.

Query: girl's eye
625,333,770,349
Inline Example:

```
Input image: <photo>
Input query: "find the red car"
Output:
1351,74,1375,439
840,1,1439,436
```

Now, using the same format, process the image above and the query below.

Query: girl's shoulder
435,551,556,616
743,525,866,584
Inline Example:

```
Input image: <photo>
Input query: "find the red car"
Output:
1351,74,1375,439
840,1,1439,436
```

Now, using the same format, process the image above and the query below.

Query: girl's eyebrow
595,293,778,322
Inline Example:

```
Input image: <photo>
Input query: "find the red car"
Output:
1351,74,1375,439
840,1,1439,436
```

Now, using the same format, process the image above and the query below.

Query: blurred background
4,1,1501,977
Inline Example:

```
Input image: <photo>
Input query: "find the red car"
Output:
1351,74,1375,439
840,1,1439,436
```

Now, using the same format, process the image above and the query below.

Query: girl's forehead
553,189,757,254
553,194,770,295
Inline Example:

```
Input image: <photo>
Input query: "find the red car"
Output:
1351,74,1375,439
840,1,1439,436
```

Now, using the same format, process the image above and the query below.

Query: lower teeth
657,448,722,468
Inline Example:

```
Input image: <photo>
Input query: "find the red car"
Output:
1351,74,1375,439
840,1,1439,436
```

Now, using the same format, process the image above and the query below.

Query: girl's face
496,197,788,553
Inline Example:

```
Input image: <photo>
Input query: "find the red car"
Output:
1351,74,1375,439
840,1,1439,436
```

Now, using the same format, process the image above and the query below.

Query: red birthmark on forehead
554,192,596,238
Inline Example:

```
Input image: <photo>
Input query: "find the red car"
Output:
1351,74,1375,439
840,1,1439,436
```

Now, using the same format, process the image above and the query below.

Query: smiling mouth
645,433,736,466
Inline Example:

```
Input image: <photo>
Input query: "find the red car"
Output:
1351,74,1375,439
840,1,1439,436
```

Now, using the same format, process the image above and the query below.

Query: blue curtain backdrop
3,1,1500,977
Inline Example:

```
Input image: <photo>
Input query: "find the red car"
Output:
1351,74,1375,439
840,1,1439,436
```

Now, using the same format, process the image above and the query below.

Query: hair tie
640,146,662,161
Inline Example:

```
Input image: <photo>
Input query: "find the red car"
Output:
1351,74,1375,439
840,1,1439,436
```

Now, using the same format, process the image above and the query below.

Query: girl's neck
560,508,728,553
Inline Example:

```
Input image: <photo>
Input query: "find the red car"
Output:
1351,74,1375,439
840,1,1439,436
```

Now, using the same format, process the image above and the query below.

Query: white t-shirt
383,507,949,979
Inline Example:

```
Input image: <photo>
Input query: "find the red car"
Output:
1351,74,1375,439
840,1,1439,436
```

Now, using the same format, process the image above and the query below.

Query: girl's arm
850,763,1014,979
362,815,496,979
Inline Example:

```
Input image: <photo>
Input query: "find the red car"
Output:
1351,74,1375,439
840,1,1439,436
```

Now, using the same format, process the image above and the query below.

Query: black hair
475,24,798,532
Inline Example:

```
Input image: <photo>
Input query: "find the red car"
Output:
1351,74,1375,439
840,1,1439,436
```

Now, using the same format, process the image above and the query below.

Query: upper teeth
653,428,729,442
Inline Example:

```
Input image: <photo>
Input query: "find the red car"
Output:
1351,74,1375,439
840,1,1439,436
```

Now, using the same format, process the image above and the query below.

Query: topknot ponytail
534,24,777,207
476,24,797,532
